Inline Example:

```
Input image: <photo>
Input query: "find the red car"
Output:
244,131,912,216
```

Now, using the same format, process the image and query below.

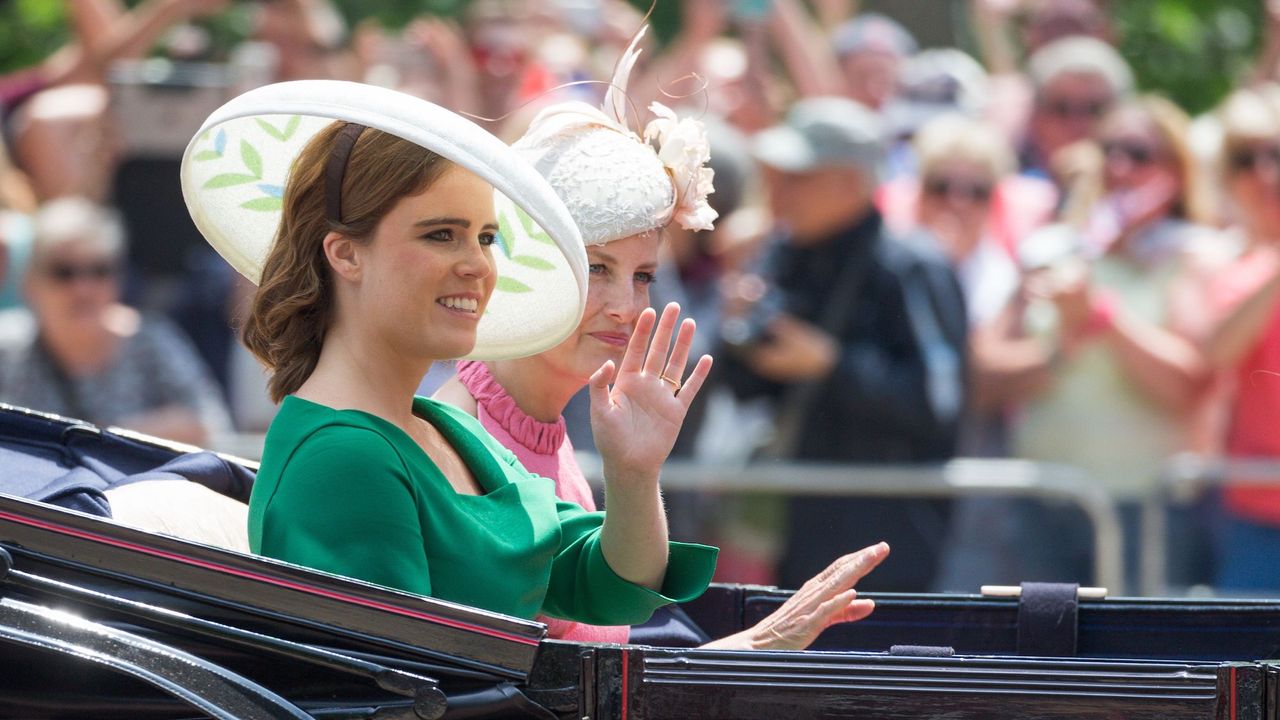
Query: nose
600,277,644,324
455,236,493,279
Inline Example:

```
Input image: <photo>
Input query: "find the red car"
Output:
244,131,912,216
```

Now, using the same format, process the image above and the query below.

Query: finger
821,542,891,590
663,317,696,382
619,308,656,375
832,598,876,625
588,360,616,409
644,302,681,377
677,354,714,409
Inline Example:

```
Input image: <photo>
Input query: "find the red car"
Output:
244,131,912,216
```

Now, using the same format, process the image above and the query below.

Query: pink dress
456,360,630,643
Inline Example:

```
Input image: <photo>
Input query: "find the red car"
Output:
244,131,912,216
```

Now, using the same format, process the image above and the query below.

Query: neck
486,356,583,424
297,319,430,426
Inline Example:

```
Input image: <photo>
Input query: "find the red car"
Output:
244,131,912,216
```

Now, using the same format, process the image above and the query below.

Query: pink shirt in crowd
1207,249,1280,525
455,360,630,644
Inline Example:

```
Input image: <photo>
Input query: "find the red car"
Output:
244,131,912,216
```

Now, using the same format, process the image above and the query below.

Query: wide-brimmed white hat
180,79,588,360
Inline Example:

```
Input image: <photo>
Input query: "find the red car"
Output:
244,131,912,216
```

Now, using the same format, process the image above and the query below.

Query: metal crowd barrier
1141,454,1280,596
579,455,1125,593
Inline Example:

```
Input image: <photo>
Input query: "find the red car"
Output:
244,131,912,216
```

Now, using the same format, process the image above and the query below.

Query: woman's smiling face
537,232,661,385
351,164,500,363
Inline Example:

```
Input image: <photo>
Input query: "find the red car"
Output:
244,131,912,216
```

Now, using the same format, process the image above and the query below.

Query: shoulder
878,229,958,285
431,374,479,419
265,402,412,484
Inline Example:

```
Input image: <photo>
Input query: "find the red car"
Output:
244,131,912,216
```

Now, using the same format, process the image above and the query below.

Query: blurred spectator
1023,36,1134,181
1008,95,1214,586
881,114,1056,455
0,197,230,445
972,0,1113,76
1191,88,1280,591
829,12,917,111
879,48,990,179
720,97,967,592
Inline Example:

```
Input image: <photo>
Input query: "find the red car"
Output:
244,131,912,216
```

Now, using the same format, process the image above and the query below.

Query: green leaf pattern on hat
194,114,563,298
195,120,298,213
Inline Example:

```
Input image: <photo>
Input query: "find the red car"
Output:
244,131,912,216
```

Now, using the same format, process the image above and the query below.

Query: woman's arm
1202,263,1280,369
590,303,713,590
767,0,844,99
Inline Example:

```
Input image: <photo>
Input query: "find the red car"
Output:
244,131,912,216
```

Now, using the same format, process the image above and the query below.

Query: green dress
248,395,717,625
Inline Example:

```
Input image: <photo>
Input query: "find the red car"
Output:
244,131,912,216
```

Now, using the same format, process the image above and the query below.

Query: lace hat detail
513,27,717,245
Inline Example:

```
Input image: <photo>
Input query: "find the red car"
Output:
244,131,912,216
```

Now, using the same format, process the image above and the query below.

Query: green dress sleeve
256,426,434,597
540,498,719,626
473,436,718,627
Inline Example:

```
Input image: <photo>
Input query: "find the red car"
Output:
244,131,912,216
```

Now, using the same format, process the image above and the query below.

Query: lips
589,331,630,347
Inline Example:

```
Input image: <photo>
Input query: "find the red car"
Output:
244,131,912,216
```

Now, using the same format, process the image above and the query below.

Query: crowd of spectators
4,0,1280,595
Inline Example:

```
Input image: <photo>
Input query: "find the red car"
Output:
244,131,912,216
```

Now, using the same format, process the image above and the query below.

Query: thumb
589,360,616,409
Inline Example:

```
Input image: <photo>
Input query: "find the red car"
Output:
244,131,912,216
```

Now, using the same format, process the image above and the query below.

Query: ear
322,231,362,283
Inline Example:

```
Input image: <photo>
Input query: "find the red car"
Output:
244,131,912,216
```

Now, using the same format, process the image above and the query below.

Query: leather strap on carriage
1016,582,1079,657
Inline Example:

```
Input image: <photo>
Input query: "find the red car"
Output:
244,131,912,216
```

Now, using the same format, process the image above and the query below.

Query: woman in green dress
182,80,717,626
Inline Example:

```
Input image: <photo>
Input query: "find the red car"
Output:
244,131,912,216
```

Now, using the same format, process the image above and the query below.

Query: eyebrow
414,217,500,232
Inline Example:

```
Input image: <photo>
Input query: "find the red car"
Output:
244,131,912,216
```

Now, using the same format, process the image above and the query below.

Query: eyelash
422,229,498,247
589,264,656,285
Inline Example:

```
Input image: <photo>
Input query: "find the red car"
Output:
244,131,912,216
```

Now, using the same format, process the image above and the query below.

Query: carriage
1,402,1274,719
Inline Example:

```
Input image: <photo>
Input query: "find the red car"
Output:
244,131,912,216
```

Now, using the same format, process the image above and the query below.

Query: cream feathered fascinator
179,80,588,359
514,27,717,246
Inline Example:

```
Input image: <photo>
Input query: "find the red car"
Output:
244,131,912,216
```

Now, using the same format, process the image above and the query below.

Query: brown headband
325,122,368,225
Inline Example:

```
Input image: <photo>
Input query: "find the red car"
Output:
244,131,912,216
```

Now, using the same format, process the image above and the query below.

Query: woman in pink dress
435,35,889,649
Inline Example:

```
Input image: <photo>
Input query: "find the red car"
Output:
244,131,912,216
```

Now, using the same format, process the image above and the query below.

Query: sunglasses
1101,139,1162,166
1228,145,1280,174
43,261,117,284
923,176,993,203
1043,98,1110,120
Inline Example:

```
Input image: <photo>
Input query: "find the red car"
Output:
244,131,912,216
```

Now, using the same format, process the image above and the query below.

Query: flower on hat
644,101,717,232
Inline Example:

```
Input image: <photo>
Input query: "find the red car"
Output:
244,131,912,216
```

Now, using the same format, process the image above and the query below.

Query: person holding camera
719,97,968,592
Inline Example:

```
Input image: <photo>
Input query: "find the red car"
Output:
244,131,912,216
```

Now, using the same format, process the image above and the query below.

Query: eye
634,271,656,285
480,231,498,247
588,263,607,275
422,229,454,242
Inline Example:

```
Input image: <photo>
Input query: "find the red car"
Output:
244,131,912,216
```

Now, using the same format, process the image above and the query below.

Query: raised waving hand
589,302,713,482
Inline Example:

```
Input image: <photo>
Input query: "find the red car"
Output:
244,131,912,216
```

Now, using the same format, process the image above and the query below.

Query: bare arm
1250,0,1280,85
767,0,844,98
1204,264,1280,369
969,0,1022,76
969,297,1056,411
1104,305,1212,414
592,304,713,590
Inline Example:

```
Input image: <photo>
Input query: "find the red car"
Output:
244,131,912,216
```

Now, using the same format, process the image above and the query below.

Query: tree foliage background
0,0,1269,115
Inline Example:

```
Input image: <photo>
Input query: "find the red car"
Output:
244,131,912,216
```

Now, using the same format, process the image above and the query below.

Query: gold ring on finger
659,373,682,393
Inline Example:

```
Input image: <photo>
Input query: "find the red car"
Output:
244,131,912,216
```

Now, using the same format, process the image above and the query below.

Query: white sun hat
180,79,588,360
513,27,717,246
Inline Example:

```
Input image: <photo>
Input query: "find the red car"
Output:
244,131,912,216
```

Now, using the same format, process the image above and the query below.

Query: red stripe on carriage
0,509,540,646
1231,665,1237,720
621,649,629,720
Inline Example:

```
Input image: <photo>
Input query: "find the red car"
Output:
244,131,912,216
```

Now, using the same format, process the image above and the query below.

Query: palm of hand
589,303,713,481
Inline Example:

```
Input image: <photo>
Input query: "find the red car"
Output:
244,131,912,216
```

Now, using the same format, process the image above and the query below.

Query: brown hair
241,121,452,402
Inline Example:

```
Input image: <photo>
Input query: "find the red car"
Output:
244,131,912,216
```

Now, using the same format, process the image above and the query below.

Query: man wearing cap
720,97,968,592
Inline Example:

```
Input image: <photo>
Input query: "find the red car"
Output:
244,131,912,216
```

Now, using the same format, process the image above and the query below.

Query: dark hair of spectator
241,121,452,403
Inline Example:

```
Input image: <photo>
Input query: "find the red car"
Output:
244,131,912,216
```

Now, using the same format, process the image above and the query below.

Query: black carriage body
0,403,1276,719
